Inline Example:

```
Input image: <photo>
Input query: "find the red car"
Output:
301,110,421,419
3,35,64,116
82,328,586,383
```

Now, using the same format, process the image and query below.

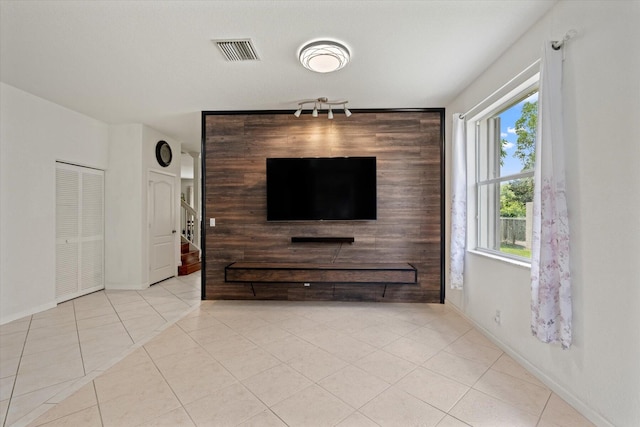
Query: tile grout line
72,299,87,378
103,289,137,346
468,343,553,421
170,315,280,425
2,315,33,427
9,297,585,426
282,305,453,425
91,381,105,427
139,345,195,426
175,308,335,424
535,392,554,427
331,313,476,422
11,285,201,427
203,305,420,425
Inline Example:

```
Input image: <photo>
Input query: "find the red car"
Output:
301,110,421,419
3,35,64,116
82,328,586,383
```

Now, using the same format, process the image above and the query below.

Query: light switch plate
210,218,215,227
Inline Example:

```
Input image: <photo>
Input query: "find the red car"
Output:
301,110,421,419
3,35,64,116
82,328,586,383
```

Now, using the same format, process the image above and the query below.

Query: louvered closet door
56,163,104,302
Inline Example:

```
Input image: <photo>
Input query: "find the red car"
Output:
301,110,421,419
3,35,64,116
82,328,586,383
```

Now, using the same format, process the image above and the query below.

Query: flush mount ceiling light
294,97,351,119
299,40,350,73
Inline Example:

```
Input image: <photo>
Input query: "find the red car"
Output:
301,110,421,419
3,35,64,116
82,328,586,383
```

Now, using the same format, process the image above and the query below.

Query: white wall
105,124,181,289
104,124,145,289
0,83,182,319
181,178,194,205
0,83,109,323
142,125,182,277
444,2,640,426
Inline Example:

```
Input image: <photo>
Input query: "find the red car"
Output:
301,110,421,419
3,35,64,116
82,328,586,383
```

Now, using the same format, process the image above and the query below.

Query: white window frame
466,73,539,265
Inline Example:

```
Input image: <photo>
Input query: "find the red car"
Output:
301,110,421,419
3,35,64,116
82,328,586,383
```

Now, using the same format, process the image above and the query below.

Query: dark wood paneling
202,109,444,303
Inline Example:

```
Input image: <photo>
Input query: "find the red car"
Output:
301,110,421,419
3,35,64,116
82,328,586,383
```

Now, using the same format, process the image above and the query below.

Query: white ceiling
0,0,557,153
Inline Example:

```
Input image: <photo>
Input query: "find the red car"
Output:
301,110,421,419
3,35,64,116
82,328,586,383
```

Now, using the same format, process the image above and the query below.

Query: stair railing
180,199,200,252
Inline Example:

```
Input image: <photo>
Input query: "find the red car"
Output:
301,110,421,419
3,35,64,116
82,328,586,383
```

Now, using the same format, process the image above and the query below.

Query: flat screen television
266,157,377,221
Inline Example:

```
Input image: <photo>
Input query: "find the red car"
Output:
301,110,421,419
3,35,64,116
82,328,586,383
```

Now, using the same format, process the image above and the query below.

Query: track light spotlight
293,98,351,119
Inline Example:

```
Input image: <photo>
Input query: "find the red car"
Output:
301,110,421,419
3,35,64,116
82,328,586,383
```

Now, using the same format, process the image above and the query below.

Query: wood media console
224,262,418,298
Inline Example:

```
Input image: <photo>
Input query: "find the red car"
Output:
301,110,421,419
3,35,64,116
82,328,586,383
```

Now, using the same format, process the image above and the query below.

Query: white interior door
56,162,104,302
149,171,176,284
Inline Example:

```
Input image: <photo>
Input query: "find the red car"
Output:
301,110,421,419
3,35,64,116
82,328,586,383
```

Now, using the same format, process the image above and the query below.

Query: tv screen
266,157,377,221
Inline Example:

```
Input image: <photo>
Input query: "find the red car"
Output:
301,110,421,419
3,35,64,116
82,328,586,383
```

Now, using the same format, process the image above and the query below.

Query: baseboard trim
105,281,149,290
445,300,613,427
1,301,57,325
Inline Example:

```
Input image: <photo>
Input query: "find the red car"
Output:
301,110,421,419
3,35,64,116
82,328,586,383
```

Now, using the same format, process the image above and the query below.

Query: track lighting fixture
293,97,351,119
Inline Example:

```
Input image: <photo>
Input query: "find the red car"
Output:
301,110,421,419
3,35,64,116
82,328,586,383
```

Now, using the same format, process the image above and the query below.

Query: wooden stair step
178,241,200,276
178,261,201,276
181,250,200,265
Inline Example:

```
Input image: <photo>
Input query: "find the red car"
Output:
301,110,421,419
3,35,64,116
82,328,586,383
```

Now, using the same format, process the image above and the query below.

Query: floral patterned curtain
450,114,466,289
531,42,572,349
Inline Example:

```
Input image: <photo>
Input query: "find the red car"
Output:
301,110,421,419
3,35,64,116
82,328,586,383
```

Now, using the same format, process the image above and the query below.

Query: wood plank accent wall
202,109,444,303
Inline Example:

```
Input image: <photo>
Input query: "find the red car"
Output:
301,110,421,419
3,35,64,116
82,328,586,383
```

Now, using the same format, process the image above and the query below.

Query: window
474,86,538,261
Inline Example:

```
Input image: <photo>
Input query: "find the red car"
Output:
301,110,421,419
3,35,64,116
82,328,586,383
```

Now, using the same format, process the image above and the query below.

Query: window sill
467,249,531,269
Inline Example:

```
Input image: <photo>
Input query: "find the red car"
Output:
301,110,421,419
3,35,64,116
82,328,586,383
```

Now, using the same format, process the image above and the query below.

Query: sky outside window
499,91,538,176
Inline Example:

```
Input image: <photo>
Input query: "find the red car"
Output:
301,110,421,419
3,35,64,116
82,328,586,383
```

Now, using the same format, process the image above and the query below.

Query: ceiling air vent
214,39,260,61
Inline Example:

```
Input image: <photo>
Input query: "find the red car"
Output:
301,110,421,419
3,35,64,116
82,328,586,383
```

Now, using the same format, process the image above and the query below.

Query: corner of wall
104,124,183,289
105,124,144,289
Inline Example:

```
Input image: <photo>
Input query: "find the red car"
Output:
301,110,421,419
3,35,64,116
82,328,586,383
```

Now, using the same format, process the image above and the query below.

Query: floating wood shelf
224,261,418,298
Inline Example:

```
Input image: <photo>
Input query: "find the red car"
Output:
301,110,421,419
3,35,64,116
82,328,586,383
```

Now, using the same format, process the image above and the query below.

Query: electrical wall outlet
210,218,215,227
304,283,310,287
494,310,501,325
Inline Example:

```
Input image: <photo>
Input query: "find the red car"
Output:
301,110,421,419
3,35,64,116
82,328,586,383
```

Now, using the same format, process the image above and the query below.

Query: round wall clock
155,140,172,167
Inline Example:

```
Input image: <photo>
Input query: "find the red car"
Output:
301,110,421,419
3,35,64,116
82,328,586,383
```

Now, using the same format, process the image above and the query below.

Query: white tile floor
0,273,201,427
0,273,595,427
